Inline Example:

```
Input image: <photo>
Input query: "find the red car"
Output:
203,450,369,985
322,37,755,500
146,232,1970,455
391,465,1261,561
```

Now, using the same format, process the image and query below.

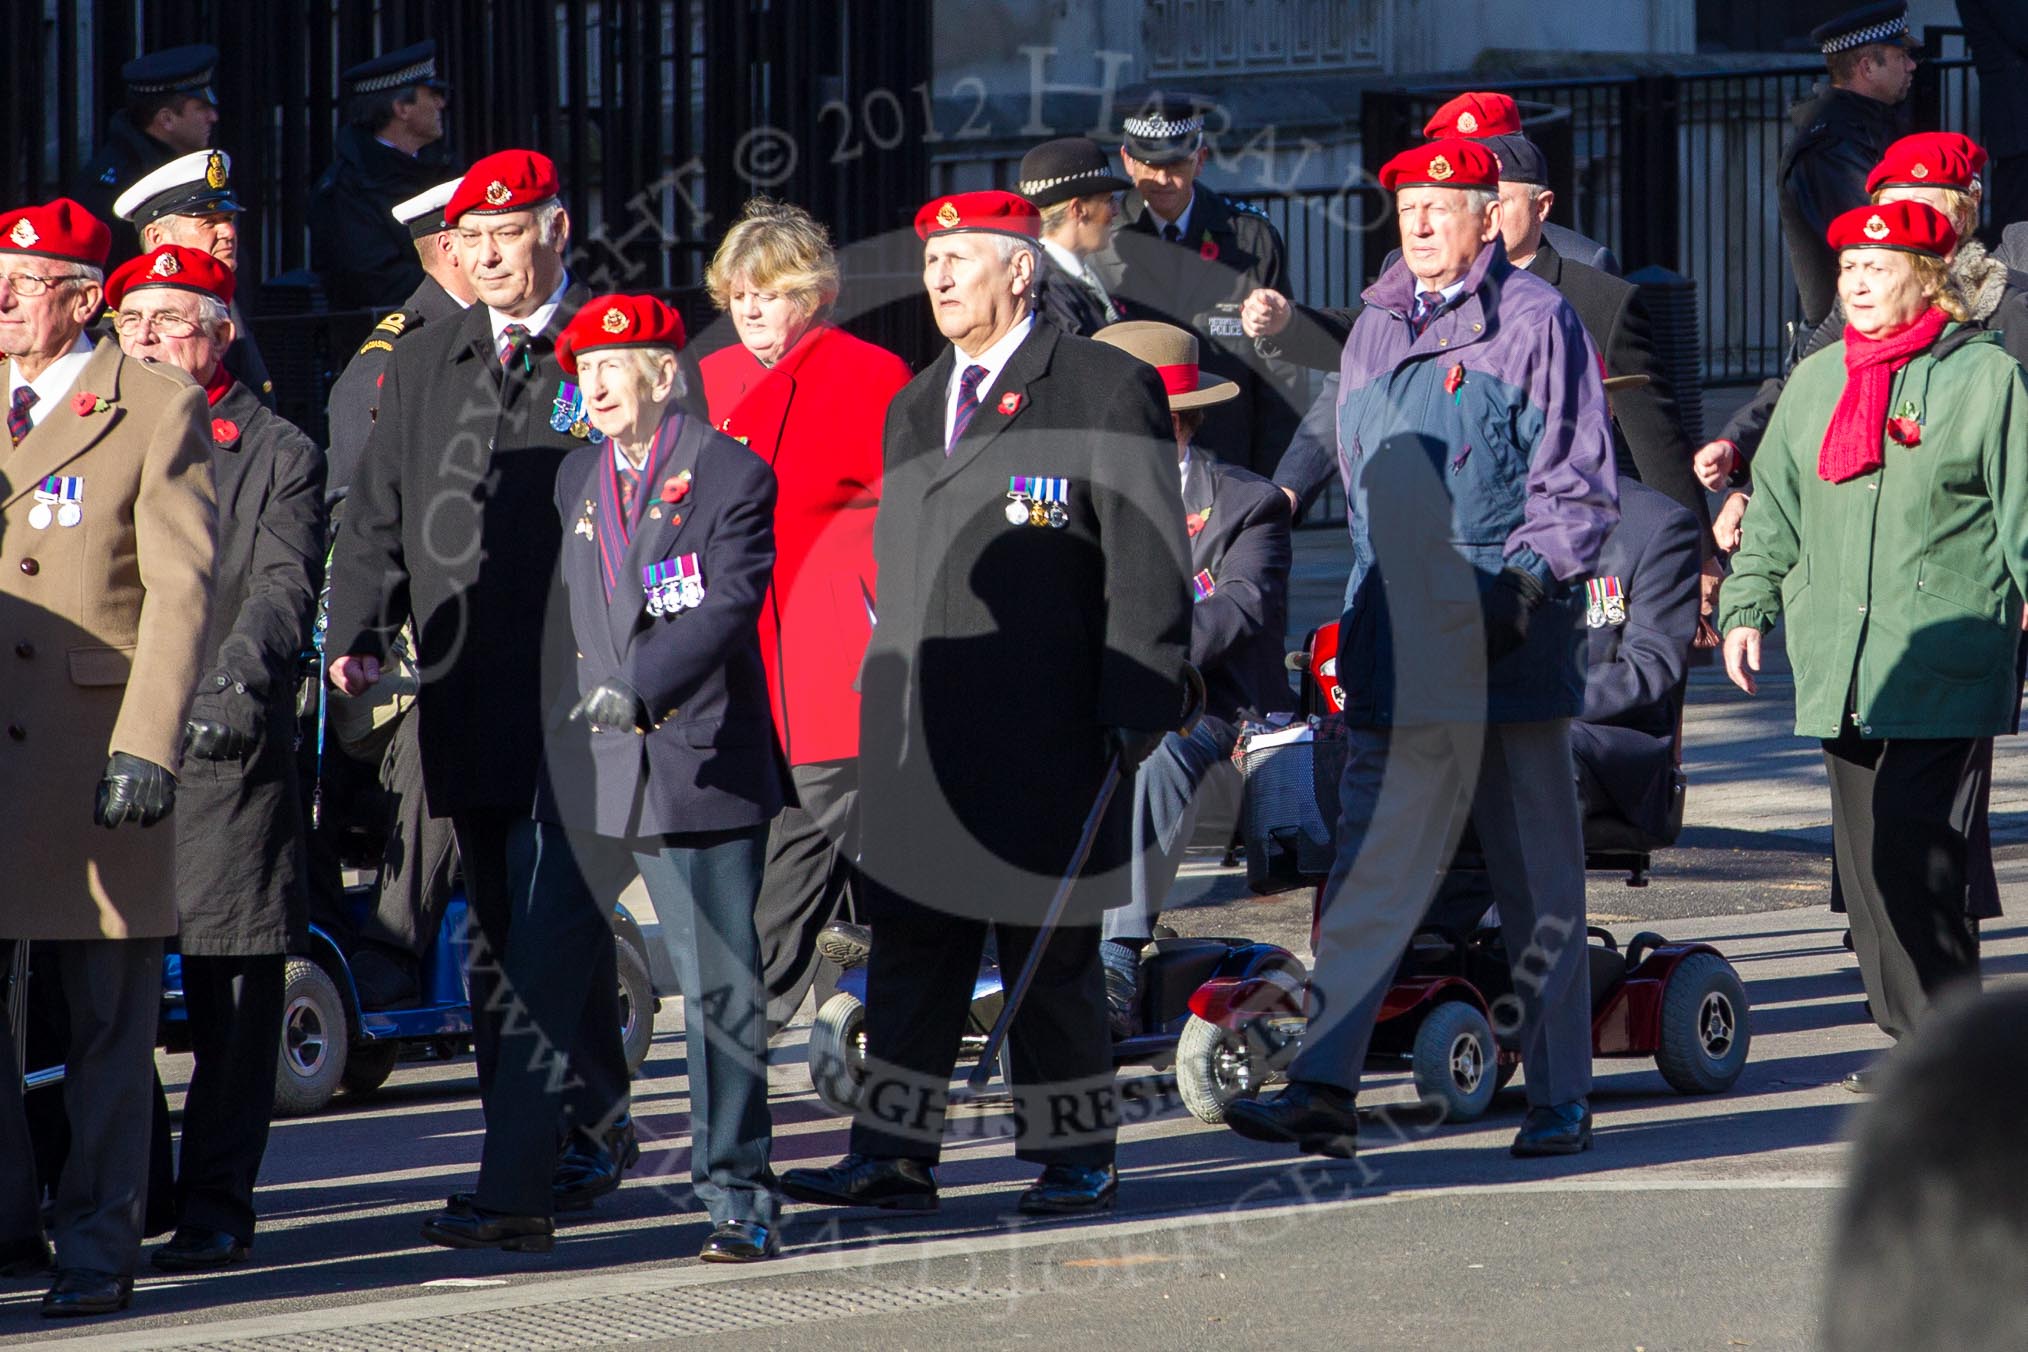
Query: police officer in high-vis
111,150,275,406
74,45,221,268
1092,92,1303,478
103,243,325,1275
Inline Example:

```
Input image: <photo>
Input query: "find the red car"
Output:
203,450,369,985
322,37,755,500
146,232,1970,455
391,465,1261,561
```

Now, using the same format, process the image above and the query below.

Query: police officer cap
121,44,219,104
1810,3,1913,54
342,40,449,99
392,177,464,239
112,149,242,226
1018,138,1131,209
1121,90,1210,167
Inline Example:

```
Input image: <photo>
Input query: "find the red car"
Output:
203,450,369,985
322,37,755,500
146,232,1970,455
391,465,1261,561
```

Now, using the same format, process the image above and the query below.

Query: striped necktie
948,364,988,453
7,386,36,446
1410,290,1445,338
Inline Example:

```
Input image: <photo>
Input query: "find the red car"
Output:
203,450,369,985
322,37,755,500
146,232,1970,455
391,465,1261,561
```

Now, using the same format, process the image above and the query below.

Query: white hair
72,264,104,287
1461,187,1499,214
195,294,229,327
990,233,1042,310
536,200,567,246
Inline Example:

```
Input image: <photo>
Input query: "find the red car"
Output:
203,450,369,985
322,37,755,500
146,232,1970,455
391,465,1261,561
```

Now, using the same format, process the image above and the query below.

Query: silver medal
1005,497,1029,525
27,503,51,531
56,502,81,528
1047,502,1068,529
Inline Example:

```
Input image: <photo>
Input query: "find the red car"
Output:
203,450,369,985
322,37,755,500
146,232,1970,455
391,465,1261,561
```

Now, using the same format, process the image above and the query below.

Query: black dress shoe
1017,1164,1118,1215
1843,1068,1877,1094
780,1154,938,1212
41,1268,131,1318
816,921,873,969
151,1225,249,1272
420,1205,554,1252
553,1116,640,1212
1223,1080,1360,1159
0,1234,52,1278
1511,1101,1593,1157
698,1220,779,1262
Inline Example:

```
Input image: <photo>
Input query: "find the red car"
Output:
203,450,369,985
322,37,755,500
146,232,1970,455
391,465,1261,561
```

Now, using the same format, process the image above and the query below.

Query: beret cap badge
151,251,181,277
1863,213,1891,241
204,151,227,190
1427,154,1454,181
484,180,513,206
936,200,962,230
1911,162,1929,179
600,306,629,334
1456,111,1479,134
8,218,37,248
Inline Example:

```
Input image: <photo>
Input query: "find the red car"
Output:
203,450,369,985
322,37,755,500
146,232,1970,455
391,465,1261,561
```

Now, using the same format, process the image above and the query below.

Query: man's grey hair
1461,187,1499,215
194,294,230,328
71,264,104,288
990,233,1042,311
536,199,568,246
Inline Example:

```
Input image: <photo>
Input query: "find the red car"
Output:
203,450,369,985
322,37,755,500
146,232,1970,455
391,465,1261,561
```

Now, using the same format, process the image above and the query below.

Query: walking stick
955,666,1207,1100
6,941,26,1085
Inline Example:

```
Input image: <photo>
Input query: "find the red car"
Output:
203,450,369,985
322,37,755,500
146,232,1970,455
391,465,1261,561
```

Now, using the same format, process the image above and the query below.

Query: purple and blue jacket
1333,239,1618,725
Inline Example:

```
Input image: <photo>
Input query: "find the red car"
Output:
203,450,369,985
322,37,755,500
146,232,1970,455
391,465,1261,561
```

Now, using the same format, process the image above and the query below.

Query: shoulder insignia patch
373,311,409,336
357,338,395,356
1222,194,1269,220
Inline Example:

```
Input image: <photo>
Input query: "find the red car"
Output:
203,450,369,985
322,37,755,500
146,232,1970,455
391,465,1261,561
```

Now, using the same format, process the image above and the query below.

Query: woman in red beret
697,198,911,1035
1720,201,2028,1088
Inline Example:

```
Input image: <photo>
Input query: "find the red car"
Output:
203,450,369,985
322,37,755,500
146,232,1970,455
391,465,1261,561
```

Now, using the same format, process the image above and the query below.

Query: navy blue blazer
536,411,784,839
1181,451,1295,745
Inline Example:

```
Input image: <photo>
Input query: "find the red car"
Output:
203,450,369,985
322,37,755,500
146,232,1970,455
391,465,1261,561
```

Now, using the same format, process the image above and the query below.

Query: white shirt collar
1144,191,1196,242
1416,277,1470,308
945,314,1035,445
1178,444,1192,496
1041,238,1086,278
488,276,570,346
6,333,96,429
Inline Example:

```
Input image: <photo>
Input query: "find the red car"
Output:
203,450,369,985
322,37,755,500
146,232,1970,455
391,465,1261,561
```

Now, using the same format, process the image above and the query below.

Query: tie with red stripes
7,386,36,446
948,364,988,454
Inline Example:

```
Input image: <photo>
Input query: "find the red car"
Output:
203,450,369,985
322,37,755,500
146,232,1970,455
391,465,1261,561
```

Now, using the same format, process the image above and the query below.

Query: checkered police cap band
353,57,438,94
1018,170,1111,197
127,65,214,94
1123,112,1203,139
1820,17,1908,53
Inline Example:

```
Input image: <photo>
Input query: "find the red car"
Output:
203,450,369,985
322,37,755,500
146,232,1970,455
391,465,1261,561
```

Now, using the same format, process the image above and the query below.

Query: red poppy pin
1186,507,1212,538
1887,416,1921,447
70,390,109,416
998,392,1023,416
211,417,240,444
1444,363,1465,400
1199,232,1219,263
660,469,692,504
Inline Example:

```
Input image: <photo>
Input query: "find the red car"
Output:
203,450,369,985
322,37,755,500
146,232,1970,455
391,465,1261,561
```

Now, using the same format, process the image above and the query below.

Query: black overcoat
173,381,327,954
1181,451,1294,744
324,275,465,501
325,282,594,818
857,320,1191,923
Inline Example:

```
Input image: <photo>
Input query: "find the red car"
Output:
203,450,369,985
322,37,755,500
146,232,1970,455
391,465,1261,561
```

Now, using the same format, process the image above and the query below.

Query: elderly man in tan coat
0,198,216,1318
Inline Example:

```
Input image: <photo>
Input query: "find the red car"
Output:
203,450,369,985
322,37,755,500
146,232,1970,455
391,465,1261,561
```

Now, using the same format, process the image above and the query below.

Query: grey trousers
0,937,162,1276
1292,719,1592,1108
1101,722,1234,944
753,759,858,1031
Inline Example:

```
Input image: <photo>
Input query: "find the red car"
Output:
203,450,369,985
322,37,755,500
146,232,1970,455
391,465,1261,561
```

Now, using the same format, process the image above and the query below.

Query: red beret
913,191,1042,242
1378,138,1501,193
445,149,560,224
1867,132,1988,195
105,244,235,309
0,198,112,268
1423,92,1522,140
555,293,687,378
1827,200,1958,259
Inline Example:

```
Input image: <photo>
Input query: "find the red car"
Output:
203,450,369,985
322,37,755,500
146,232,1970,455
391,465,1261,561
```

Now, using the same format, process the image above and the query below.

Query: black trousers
460,814,629,1216
173,955,285,1243
849,879,1115,1170
753,759,857,1031
1823,731,1982,1040
361,713,460,956
0,937,162,1277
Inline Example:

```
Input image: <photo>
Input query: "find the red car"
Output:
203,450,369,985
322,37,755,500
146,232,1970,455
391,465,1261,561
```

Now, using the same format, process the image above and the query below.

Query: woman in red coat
699,198,912,1033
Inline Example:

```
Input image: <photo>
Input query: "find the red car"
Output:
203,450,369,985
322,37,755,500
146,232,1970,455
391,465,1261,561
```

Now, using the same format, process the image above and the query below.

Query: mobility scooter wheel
615,936,655,1076
340,1040,399,1097
808,991,869,1116
275,958,350,1116
1411,1001,1497,1122
1176,1014,1269,1123
1655,952,1750,1093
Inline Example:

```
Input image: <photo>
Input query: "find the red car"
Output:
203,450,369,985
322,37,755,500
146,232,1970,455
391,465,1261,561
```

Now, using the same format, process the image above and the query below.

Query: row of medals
646,578,706,618
28,501,82,530
1006,493,1068,528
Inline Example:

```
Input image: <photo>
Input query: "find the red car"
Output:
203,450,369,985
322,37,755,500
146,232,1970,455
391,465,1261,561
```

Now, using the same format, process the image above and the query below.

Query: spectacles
112,310,203,338
0,272,87,297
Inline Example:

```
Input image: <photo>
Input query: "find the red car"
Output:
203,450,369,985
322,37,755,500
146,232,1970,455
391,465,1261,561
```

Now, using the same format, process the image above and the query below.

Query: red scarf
1818,306,1949,484
202,361,234,407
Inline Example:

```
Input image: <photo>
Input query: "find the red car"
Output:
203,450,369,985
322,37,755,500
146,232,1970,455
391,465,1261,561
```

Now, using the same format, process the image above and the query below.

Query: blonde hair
705,197,840,319
1911,253,1971,322
1871,185,1981,240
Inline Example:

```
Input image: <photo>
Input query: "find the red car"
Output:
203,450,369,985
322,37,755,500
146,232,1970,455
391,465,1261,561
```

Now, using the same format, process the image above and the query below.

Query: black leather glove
570,679,653,734
1483,566,1549,664
1107,725,1168,770
182,671,263,761
94,752,176,828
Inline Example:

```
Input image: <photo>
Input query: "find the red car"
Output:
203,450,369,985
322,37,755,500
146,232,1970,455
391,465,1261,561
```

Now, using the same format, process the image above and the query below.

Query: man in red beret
103,244,326,1273
324,150,637,1242
0,201,217,1316
1222,139,1617,1162
781,191,1191,1217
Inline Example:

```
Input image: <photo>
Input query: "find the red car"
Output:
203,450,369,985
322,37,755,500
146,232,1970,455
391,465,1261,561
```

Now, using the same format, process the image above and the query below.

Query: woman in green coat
1720,200,2028,1082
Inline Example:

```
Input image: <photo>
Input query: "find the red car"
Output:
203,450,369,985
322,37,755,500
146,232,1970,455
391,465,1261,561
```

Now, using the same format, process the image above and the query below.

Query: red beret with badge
445,149,561,224
913,191,1043,242
555,293,688,377
1826,200,1957,259
1866,132,1988,195
1422,91,1522,140
105,244,236,309
1377,138,1502,193
0,198,112,267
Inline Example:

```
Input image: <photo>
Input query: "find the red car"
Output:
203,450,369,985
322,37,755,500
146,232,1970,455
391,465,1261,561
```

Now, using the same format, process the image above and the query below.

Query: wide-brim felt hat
1093,319,1240,410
